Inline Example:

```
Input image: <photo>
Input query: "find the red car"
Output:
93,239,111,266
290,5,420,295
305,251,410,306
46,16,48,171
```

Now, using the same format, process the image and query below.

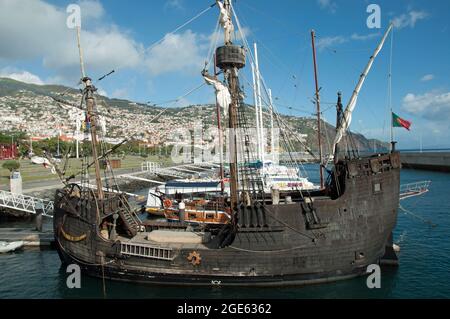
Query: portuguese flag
392,112,411,130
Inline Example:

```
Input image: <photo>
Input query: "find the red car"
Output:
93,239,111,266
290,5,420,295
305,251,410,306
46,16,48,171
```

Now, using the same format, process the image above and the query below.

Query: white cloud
165,0,184,10
350,33,380,41
392,10,428,29
316,36,346,51
0,0,142,78
420,74,434,82
44,26,144,71
0,68,44,85
0,0,220,84
315,32,381,51
79,0,105,20
402,90,450,120
317,0,337,13
111,88,128,99
145,30,205,76
97,88,108,97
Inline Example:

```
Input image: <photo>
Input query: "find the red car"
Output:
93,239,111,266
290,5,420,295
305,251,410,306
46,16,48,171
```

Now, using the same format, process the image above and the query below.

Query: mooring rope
399,204,437,228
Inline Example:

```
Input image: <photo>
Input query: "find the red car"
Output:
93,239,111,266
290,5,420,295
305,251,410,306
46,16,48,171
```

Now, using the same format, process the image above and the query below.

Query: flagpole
389,26,394,152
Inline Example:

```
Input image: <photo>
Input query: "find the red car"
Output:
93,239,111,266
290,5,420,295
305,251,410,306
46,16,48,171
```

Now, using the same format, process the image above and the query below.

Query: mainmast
215,0,246,209
213,54,225,192
311,30,324,189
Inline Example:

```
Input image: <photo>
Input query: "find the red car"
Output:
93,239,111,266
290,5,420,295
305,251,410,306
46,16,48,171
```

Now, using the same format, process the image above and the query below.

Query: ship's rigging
50,0,406,287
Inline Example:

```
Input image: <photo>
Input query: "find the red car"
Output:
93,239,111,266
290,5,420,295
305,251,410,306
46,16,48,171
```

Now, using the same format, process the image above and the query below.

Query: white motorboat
0,241,24,253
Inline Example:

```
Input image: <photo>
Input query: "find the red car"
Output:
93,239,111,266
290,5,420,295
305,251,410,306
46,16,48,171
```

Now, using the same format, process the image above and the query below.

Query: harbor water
0,165,449,298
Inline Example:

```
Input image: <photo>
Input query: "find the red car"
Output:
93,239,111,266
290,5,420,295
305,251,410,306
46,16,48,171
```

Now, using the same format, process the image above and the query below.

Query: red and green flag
392,112,411,131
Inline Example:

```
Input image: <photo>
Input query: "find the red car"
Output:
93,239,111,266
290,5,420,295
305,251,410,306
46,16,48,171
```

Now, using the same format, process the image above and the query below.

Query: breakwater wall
401,152,450,172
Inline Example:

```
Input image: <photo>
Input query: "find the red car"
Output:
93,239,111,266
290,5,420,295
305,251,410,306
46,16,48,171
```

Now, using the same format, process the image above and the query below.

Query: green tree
2,160,20,172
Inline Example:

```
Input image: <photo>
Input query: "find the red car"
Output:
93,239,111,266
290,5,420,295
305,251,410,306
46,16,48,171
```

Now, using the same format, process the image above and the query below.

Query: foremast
83,77,104,200
73,18,105,201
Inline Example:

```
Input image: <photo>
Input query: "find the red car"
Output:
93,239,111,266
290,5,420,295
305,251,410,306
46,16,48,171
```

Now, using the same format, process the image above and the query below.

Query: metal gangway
0,190,54,217
400,180,431,200
140,161,219,179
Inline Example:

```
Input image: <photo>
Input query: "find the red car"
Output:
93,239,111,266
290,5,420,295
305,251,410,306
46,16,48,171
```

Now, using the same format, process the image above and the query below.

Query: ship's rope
205,15,221,70
55,235,116,267
101,260,107,298
239,71,317,182
262,206,317,241
231,14,318,188
399,204,437,228
147,2,216,52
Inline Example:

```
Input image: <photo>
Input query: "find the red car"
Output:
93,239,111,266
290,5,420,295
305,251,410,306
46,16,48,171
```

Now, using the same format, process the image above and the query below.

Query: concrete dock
0,228,54,247
401,152,450,172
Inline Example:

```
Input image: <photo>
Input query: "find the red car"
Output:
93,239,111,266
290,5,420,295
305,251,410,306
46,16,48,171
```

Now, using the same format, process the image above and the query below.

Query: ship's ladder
118,208,141,237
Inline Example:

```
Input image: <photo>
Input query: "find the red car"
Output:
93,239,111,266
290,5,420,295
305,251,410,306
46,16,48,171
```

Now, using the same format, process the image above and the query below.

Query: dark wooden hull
53,153,401,287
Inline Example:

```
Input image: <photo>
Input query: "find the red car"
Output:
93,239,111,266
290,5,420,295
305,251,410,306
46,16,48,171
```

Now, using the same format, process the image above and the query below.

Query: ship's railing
400,180,431,200
141,161,161,173
0,190,54,217
120,242,174,261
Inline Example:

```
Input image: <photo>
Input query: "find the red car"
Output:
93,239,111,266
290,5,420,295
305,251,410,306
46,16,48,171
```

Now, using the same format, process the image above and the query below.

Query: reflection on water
1,165,449,298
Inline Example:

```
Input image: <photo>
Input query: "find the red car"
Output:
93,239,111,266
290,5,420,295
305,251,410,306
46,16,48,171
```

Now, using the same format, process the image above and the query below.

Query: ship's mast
251,61,261,160
83,77,104,200
253,43,265,163
268,89,275,161
328,23,393,166
215,0,245,210
213,54,225,192
75,21,104,200
311,30,324,189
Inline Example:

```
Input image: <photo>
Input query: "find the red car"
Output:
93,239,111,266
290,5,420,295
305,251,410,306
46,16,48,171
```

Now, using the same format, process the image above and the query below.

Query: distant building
0,143,18,160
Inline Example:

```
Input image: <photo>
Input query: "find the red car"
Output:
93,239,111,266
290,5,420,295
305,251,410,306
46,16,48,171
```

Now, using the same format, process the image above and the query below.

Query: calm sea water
0,165,449,299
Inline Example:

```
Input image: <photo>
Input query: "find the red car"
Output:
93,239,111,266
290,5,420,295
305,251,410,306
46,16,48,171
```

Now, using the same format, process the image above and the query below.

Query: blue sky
0,0,449,149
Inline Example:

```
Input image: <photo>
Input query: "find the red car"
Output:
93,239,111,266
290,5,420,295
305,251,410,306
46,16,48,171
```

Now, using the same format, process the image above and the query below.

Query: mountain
0,77,388,152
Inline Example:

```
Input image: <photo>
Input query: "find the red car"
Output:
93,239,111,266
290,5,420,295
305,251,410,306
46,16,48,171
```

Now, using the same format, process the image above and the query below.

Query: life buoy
163,198,172,209
187,251,202,266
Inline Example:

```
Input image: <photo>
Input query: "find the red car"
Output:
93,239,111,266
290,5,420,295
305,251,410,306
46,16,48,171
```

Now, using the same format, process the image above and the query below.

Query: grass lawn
0,155,172,187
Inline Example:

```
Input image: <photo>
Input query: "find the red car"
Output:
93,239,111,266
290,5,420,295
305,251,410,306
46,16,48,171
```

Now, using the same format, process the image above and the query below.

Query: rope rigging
147,2,217,52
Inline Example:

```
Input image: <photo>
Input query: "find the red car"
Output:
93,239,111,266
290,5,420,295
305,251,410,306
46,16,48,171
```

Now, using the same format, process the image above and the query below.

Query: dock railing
0,190,54,217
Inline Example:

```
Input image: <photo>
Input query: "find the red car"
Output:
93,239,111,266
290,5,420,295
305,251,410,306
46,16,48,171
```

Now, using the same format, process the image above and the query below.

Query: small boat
163,198,231,225
145,180,226,216
0,241,24,253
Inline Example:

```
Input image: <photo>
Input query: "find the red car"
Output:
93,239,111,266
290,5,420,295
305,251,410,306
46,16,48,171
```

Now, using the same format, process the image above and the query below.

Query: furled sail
329,23,393,164
202,71,231,117
217,0,233,44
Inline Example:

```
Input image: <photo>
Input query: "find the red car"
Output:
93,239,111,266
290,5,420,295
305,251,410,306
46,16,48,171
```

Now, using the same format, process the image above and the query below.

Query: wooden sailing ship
53,1,400,286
